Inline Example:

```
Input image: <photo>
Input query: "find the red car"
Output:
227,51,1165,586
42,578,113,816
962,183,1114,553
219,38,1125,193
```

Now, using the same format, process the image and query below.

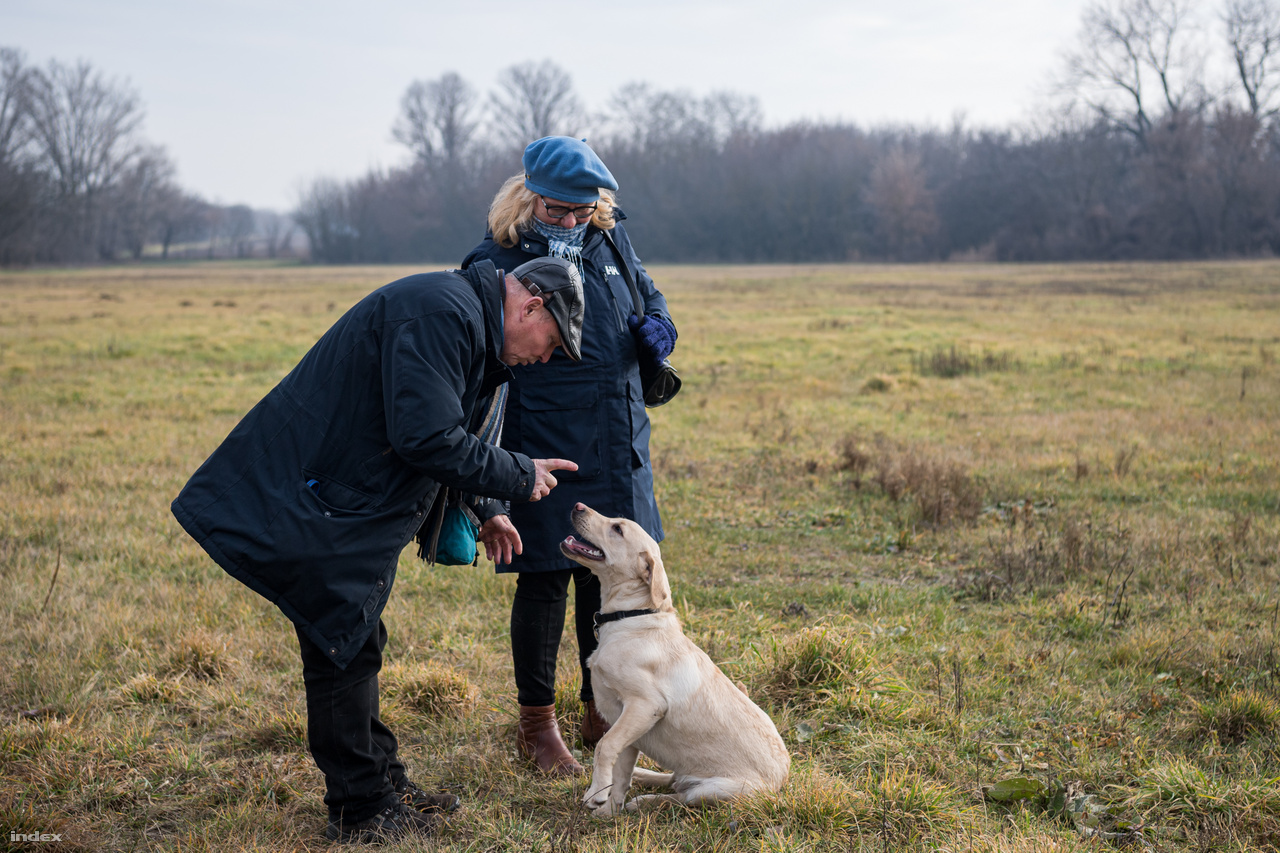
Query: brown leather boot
516,705,584,776
580,699,611,748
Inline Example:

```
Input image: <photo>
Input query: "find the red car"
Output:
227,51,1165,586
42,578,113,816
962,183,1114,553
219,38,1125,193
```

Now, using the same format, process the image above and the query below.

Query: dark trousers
510,567,601,707
296,619,404,823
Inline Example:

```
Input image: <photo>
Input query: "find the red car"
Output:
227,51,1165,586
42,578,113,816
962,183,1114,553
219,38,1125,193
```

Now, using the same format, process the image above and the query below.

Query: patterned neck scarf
532,218,588,280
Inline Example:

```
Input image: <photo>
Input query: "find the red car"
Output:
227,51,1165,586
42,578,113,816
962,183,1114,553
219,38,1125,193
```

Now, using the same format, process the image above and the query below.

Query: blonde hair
488,172,616,248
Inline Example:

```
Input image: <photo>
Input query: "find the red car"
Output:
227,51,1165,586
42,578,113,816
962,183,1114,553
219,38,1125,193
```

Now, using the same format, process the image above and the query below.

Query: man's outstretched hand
478,514,522,565
531,458,577,501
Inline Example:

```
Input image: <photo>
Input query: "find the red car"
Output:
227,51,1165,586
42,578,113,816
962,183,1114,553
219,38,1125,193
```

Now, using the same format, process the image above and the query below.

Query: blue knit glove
628,314,676,371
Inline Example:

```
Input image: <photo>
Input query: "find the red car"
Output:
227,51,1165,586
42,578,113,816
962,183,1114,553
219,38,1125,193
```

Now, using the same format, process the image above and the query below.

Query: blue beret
522,136,618,205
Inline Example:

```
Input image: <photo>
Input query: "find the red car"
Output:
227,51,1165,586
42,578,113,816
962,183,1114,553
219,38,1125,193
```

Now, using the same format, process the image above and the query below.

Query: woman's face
533,195,598,227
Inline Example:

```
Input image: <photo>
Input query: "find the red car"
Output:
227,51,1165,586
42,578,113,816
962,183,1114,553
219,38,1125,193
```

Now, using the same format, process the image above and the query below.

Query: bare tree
392,72,479,166
107,143,176,259
223,204,255,258
24,59,143,257
1225,0,1280,117
601,83,761,153
602,82,653,146
0,47,30,167
25,59,142,199
204,204,225,259
602,83,702,151
257,209,295,259
293,177,354,263
151,188,207,260
702,91,763,146
1063,0,1208,145
489,61,582,147
867,147,939,260
0,48,35,259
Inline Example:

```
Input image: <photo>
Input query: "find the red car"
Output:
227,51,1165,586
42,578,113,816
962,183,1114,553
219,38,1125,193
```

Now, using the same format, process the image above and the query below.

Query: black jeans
296,619,404,823
510,567,601,707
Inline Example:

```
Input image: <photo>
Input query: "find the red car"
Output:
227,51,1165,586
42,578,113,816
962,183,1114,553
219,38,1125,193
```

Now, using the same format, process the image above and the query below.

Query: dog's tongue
562,535,604,559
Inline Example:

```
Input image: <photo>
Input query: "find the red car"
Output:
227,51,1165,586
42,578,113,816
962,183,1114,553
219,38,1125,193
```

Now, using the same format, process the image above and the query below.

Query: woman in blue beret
462,137,677,775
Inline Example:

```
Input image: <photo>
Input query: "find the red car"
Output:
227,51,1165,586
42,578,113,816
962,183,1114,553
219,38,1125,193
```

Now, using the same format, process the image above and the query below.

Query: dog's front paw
589,796,624,818
582,786,610,811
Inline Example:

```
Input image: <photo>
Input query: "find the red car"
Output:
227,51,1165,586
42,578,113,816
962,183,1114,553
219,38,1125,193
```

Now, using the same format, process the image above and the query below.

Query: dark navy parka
171,261,535,668
461,212,672,572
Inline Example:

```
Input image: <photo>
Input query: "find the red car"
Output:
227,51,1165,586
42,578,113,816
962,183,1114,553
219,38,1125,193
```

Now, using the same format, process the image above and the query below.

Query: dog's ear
643,550,673,611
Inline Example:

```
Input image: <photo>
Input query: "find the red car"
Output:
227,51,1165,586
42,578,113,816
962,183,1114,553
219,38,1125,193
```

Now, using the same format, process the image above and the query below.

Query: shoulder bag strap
419,383,509,562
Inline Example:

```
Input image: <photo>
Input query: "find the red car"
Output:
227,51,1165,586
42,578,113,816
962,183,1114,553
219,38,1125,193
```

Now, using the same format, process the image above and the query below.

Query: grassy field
1,259,1277,852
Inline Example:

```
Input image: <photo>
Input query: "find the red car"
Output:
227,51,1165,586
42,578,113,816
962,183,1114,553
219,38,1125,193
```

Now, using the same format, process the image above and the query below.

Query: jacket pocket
604,274,631,332
300,469,382,515
360,446,398,480
515,380,602,481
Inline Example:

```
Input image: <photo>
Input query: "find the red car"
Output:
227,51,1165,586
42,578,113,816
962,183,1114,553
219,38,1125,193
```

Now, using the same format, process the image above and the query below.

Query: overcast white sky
5,0,1093,211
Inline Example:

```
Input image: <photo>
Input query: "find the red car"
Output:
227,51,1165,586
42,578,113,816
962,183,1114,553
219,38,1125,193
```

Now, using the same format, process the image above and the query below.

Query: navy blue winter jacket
461,212,672,572
171,261,535,668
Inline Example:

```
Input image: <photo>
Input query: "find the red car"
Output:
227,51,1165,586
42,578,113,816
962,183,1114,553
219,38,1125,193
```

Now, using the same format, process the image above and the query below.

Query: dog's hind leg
634,776,756,813
623,793,684,812
623,777,752,812
629,767,674,789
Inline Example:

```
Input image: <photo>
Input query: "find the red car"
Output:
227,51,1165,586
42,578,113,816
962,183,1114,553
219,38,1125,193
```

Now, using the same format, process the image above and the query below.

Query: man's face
500,276,564,366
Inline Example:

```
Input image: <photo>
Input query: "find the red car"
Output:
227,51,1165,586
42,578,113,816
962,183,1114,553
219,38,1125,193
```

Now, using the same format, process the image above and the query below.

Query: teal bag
437,501,480,565
417,384,507,566
422,491,481,566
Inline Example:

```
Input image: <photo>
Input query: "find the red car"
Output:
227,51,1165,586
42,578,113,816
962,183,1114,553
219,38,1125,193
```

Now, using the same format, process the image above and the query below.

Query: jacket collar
461,260,512,394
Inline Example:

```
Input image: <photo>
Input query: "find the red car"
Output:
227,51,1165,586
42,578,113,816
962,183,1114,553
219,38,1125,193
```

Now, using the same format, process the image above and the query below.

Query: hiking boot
516,704,585,776
325,802,438,845
394,777,461,814
580,699,611,748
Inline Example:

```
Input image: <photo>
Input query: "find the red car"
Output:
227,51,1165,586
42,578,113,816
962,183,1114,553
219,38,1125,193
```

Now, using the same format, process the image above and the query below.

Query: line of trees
0,47,293,265
296,0,1280,264
7,0,1280,266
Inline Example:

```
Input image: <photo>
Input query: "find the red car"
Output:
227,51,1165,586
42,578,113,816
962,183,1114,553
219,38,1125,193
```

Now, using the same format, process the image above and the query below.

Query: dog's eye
612,523,623,536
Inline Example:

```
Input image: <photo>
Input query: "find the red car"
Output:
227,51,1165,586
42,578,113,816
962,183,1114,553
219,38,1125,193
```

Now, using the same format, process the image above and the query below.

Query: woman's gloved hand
628,314,676,370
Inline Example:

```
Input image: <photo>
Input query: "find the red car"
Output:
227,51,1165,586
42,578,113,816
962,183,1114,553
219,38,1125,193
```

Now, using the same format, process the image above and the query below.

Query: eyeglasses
540,197,598,220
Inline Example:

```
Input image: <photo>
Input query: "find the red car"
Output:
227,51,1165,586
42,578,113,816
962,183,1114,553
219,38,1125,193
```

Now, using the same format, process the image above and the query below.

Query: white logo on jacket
604,265,620,276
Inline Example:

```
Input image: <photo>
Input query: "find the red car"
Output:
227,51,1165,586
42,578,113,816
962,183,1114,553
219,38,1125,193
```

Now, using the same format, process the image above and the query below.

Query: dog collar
593,608,657,639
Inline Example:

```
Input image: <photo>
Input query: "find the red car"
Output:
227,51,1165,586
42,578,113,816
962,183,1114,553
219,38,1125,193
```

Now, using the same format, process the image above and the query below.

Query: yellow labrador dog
560,503,790,816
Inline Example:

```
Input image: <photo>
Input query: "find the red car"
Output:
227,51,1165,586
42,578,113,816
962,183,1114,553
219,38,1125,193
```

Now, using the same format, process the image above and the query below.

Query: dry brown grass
2,259,1278,850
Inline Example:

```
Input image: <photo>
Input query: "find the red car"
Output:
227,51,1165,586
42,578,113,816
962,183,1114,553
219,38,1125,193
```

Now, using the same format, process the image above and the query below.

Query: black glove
628,314,676,371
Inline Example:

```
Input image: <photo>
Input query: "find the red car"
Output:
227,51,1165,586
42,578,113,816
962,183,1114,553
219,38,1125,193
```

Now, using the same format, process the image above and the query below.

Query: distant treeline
7,0,1280,267
292,106,1280,265
293,0,1280,264
0,47,293,265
